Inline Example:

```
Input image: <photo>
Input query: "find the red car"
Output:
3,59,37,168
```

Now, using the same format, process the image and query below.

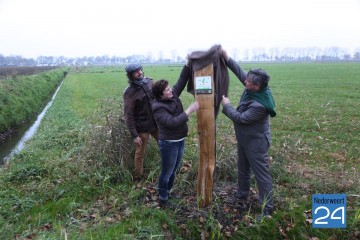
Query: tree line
1,46,360,66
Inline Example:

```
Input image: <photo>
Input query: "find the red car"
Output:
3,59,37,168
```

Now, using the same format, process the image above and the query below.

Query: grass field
0,63,359,239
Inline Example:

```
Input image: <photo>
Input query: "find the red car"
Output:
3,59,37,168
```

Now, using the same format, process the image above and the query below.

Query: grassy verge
0,68,68,133
0,63,359,239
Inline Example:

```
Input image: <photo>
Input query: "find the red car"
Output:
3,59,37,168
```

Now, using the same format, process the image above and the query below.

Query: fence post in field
194,63,216,208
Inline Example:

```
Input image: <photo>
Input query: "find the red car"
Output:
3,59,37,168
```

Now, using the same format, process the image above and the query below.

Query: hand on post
185,101,199,116
221,95,230,106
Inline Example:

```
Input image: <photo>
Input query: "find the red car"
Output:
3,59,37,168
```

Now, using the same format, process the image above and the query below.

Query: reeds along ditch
0,68,67,134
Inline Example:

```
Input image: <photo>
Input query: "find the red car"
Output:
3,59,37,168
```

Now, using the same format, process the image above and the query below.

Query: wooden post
194,63,215,208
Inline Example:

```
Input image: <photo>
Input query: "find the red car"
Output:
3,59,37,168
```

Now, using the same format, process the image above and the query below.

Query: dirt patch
63,180,268,239
139,181,265,237
326,152,347,162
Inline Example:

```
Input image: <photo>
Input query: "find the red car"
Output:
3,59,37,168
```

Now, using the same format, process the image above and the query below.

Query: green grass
0,68,68,133
0,63,359,239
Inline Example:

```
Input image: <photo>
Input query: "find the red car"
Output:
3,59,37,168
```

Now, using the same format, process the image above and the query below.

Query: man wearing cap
123,63,158,180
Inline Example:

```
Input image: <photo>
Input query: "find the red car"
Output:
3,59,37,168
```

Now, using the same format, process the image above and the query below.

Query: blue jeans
158,139,185,200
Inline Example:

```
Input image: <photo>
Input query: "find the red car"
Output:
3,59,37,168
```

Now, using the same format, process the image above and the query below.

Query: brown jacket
123,77,157,138
187,44,230,117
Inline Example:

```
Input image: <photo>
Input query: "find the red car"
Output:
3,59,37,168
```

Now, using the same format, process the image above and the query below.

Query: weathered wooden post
194,63,216,208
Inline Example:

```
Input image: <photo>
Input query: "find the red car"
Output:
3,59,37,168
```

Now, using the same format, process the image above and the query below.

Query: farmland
0,66,58,80
0,62,359,239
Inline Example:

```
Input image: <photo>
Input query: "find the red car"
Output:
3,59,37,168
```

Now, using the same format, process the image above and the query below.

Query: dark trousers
158,139,185,200
236,134,273,211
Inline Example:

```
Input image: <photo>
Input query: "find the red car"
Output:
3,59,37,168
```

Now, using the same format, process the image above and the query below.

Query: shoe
234,191,247,200
255,209,272,222
237,199,248,210
159,199,176,210
169,193,181,200
233,192,248,207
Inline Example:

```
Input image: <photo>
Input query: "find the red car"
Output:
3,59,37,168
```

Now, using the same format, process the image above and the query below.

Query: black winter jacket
151,65,191,140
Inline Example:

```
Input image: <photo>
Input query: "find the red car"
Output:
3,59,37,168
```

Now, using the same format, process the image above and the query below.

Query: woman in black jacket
152,66,199,208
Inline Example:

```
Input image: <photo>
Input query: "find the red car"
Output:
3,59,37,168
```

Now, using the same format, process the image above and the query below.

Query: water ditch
0,82,63,165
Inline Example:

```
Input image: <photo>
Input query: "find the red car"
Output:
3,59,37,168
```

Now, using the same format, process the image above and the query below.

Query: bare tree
243,48,250,61
231,48,239,61
171,49,178,62
158,51,164,62
146,51,154,63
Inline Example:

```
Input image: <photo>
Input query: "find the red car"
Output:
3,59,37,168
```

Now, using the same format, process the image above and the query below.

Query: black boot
256,208,273,222
169,192,181,200
159,199,176,210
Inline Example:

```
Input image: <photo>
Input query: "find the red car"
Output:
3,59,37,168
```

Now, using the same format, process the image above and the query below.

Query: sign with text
312,194,346,228
195,76,212,94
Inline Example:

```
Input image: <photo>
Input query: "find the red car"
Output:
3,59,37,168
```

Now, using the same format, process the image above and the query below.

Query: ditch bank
0,68,68,163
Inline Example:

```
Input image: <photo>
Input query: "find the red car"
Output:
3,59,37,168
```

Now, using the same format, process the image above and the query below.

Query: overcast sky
1,0,359,59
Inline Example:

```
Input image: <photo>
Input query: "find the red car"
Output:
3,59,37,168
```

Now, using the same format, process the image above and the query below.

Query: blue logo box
312,194,346,228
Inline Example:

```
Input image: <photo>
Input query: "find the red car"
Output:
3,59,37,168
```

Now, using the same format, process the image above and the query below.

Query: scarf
241,87,276,117
131,79,145,86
